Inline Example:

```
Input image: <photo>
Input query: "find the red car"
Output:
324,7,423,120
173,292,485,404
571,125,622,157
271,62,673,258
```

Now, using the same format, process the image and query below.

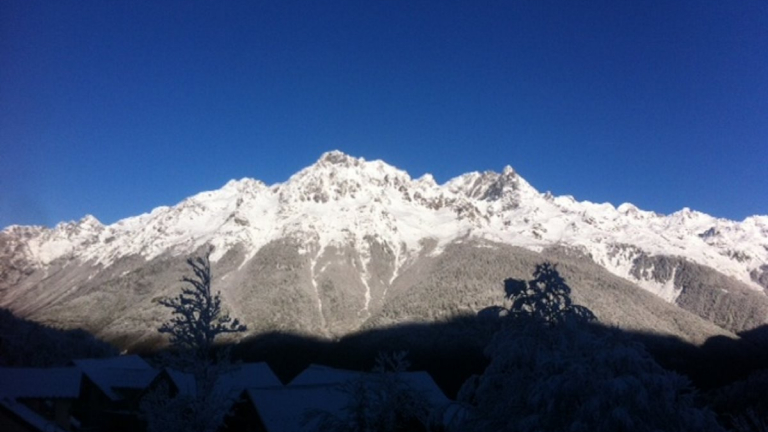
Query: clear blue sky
1,1,766,228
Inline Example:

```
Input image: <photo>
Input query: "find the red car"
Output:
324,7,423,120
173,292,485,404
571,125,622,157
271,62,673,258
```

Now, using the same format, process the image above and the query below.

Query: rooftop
72,355,158,400
0,367,81,399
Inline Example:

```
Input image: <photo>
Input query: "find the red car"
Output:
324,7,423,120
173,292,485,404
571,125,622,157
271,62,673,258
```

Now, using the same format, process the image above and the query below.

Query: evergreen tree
503,262,596,326
458,263,725,432
158,248,246,360
142,249,247,432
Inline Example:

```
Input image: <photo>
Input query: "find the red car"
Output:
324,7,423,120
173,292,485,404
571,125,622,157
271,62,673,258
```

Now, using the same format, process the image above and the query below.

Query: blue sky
1,1,766,227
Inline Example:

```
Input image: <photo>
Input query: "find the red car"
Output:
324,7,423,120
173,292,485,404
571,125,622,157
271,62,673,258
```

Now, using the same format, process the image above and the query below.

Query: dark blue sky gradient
1,1,766,227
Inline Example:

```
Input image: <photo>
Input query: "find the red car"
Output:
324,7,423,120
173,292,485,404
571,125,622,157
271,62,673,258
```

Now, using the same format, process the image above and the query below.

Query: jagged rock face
751,265,768,291
625,253,768,334
0,231,37,296
1,151,767,347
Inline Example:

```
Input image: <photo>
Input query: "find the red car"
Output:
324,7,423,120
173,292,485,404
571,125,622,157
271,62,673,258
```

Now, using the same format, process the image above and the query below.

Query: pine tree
504,262,596,326
143,248,248,432
158,248,246,359
458,263,725,432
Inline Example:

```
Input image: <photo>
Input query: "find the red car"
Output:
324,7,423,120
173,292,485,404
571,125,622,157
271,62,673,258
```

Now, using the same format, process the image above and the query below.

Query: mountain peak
222,177,267,193
316,150,363,167
80,214,101,226
4,151,765,299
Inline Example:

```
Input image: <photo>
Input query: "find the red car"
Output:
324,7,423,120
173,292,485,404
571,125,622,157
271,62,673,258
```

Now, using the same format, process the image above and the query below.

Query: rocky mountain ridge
1,151,766,347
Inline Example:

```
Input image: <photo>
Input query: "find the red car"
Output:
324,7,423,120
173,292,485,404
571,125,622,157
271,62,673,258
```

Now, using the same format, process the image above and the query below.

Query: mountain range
2,151,767,349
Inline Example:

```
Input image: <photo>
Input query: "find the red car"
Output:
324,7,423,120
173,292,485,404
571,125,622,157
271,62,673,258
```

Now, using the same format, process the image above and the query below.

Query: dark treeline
237,323,767,430
224,318,768,397
0,307,117,367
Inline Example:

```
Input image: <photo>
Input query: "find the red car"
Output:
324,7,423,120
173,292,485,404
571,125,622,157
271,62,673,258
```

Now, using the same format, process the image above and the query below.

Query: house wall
74,377,111,431
222,397,267,432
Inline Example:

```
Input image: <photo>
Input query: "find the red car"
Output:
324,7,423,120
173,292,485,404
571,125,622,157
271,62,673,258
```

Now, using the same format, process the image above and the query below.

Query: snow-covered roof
397,370,450,408
214,362,281,396
249,366,452,432
163,368,196,397
257,365,455,432
72,355,158,400
288,364,360,386
142,362,280,401
0,397,68,432
0,367,81,399
246,385,348,432
289,364,449,408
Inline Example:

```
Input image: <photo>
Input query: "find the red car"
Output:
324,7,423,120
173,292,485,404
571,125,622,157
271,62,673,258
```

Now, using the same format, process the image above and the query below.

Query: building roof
246,385,347,432
144,367,196,398
0,367,81,399
288,364,450,408
0,397,68,432
72,355,158,400
288,364,360,386
214,362,281,396
144,362,280,401
242,364,453,432
164,368,196,397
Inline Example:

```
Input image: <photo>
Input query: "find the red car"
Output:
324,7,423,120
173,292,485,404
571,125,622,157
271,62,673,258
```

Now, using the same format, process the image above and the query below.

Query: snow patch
309,250,327,330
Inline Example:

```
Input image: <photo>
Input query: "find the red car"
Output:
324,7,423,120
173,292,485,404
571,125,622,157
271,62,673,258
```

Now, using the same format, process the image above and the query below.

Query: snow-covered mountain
2,151,767,347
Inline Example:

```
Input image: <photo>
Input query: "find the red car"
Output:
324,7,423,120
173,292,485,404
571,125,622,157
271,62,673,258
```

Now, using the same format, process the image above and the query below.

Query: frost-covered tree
458,263,725,432
0,308,117,366
158,248,246,360
732,409,768,432
503,262,596,326
142,249,247,432
709,368,768,431
140,365,236,432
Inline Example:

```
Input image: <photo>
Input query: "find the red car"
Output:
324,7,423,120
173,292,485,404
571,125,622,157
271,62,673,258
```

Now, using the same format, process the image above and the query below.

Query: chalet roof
242,364,453,432
214,362,281,396
246,380,457,432
246,385,347,432
0,397,68,432
143,362,280,401
288,364,359,386
0,367,81,399
143,367,196,397
164,368,196,397
288,364,450,408
72,355,158,400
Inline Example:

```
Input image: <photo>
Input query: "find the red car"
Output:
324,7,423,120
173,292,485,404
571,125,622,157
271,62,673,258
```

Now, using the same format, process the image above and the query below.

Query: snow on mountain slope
2,150,767,311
